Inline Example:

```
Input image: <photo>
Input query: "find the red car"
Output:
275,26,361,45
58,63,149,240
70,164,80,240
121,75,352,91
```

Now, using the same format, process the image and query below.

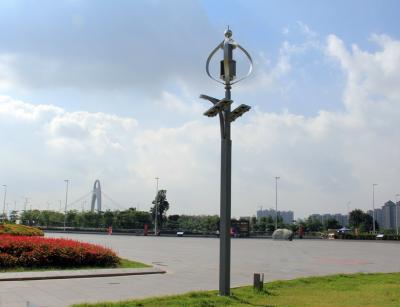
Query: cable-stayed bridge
65,179,128,213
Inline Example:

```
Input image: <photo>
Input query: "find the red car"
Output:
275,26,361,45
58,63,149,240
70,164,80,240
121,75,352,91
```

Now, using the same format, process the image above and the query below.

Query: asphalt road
1,233,399,307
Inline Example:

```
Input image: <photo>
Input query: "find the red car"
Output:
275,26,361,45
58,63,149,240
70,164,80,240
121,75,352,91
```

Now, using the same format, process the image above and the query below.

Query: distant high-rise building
256,209,294,225
308,213,348,227
375,208,384,229
382,201,396,229
334,213,348,227
368,201,399,230
309,214,322,223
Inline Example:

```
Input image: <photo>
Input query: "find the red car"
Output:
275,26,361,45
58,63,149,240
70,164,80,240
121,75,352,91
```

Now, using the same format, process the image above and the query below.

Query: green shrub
0,224,44,236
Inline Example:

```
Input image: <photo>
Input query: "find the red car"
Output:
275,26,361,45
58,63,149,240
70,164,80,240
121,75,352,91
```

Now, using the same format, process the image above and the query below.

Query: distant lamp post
346,201,351,214
346,201,351,226
154,177,160,235
372,183,378,233
395,194,400,236
64,180,69,231
200,27,253,296
2,185,7,222
274,177,280,230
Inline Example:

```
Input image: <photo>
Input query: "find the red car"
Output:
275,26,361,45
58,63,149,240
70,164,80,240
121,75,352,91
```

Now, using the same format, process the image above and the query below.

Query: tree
349,209,364,229
20,210,41,226
349,209,377,233
150,189,170,229
324,218,341,230
250,216,258,231
258,217,267,232
104,210,114,227
360,213,375,232
305,217,323,232
9,210,19,223
166,214,180,230
288,222,299,233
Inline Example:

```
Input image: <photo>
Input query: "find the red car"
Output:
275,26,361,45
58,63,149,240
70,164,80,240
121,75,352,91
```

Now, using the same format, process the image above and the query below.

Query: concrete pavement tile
0,234,398,307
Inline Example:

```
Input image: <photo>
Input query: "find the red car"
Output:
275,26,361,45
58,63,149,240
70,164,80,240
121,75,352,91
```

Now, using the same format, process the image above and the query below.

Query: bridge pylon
90,180,102,212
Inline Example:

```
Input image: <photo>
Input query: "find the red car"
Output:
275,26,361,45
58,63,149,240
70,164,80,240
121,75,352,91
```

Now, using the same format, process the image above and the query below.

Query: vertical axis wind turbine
200,27,253,296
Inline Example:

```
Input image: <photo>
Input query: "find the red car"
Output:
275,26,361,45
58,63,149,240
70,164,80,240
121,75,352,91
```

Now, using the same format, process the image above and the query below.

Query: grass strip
0,258,150,273
71,272,400,307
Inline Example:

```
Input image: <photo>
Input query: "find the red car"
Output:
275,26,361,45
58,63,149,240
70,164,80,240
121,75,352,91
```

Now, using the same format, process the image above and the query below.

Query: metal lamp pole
395,194,400,236
346,201,351,226
63,180,69,231
154,177,160,236
2,185,7,222
372,183,378,233
200,28,253,296
275,177,280,230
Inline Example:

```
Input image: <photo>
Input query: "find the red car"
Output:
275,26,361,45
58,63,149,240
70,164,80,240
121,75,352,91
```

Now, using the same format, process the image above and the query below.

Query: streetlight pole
2,185,7,222
275,177,280,230
372,183,378,233
63,180,69,231
154,177,159,236
395,194,400,236
200,28,253,296
24,197,29,211
346,201,351,226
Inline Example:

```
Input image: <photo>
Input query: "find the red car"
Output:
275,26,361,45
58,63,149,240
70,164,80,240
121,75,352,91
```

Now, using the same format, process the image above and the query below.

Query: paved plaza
1,233,399,307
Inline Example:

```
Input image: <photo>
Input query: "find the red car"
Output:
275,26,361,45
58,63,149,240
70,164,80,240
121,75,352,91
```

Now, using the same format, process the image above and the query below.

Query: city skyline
1,1,400,217
3,187,400,223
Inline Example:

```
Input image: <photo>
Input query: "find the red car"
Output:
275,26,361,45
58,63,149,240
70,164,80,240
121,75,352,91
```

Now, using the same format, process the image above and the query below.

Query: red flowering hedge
0,235,119,268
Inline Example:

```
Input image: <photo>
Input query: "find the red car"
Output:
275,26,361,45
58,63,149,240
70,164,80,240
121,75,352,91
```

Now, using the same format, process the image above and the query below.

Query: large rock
272,228,294,241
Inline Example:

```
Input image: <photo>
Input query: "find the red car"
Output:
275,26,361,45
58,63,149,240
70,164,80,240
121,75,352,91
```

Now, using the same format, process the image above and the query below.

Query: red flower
0,235,119,268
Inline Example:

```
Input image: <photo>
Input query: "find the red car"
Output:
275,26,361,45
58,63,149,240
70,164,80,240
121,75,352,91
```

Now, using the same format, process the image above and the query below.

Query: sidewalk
0,267,165,282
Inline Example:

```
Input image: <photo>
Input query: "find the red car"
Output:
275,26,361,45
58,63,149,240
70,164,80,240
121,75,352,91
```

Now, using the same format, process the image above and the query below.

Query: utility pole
64,180,69,231
395,194,400,236
2,185,7,222
275,177,280,230
154,177,159,236
346,201,351,226
372,183,378,233
24,197,29,211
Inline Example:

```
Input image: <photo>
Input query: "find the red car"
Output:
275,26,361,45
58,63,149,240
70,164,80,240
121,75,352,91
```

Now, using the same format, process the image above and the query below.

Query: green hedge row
0,224,44,236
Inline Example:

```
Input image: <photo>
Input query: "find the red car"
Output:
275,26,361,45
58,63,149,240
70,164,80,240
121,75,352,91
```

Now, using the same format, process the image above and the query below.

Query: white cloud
155,91,203,115
239,22,322,95
0,1,216,95
297,21,318,39
1,32,399,218
0,54,17,90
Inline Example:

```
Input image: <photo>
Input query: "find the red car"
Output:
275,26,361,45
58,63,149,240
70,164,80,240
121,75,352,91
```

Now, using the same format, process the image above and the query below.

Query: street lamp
395,194,400,236
63,180,69,231
24,197,29,211
372,183,378,233
275,177,280,230
2,185,7,222
346,201,351,226
200,27,253,296
154,177,160,236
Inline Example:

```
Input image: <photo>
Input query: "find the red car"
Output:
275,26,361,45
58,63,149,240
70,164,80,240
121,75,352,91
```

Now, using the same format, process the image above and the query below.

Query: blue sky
0,0,399,218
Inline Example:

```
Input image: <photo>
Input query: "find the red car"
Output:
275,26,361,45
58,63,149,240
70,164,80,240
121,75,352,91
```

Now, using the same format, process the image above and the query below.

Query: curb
0,267,166,282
